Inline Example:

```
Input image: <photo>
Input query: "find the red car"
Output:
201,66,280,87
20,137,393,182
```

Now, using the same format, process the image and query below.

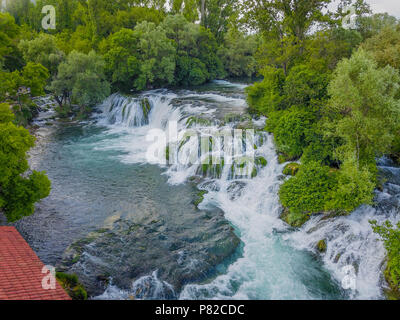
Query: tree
279,161,337,215
326,49,400,168
199,0,237,42
0,103,51,222
266,107,315,160
362,25,400,70
0,12,21,71
49,50,110,112
18,33,65,76
162,14,223,86
132,21,176,90
20,62,50,97
3,0,34,26
171,0,198,22
218,28,259,78
100,28,141,92
357,13,398,40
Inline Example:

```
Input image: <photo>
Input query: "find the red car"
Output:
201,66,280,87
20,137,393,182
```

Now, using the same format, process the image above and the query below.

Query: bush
56,272,88,300
246,66,285,115
283,64,329,108
266,107,315,160
326,159,375,213
279,161,337,215
0,103,51,222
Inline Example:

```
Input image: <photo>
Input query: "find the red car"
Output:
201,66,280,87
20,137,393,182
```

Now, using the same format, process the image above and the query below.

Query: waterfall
93,82,398,300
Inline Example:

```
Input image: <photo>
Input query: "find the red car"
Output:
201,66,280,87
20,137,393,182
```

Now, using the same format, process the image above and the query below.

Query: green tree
132,21,176,90
162,14,223,86
199,0,237,42
279,161,337,215
19,33,65,76
357,13,398,40
362,25,400,70
266,107,315,160
20,62,50,97
218,28,259,78
0,12,21,71
49,50,110,112
100,28,140,92
0,103,51,222
326,49,400,168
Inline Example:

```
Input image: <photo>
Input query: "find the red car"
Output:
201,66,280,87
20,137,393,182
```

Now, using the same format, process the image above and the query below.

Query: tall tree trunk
200,0,205,26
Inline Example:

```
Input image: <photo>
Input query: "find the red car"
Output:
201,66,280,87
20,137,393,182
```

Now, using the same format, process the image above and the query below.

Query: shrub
56,272,88,300
266,107,315,160
279,161,337,215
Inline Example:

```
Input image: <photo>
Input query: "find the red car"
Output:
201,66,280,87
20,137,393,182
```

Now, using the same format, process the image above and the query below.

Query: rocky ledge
58,206,241,298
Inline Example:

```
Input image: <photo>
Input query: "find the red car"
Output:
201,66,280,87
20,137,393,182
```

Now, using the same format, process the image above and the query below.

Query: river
12,80,399,300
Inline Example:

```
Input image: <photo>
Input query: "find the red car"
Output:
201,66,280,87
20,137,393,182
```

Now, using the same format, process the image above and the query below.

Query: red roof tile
0,227,71,300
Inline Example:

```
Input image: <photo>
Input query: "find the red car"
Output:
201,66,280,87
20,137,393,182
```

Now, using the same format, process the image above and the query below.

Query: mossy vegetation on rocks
56,272,88,300
194,190,209,207
371,220,400,300
141,98,152,119
186,116,212,128
278,153,299,164
255,156,268,168
280,208,310,228
283,163,300,176
317,239,327,253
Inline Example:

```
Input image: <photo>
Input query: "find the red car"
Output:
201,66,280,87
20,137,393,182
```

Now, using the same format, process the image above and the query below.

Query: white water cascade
94,82,398,300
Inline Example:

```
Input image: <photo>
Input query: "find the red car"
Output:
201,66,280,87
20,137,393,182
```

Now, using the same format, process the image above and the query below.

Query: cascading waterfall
93,82,398,300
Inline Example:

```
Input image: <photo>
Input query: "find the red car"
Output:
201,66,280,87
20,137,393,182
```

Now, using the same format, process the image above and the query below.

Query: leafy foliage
19,33,65,76
371,221,400,296
279,161,337,215
0,103,51,222
49,50,110,111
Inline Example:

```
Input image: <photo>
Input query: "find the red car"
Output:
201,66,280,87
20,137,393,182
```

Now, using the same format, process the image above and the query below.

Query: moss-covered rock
317,239,327,253
56,272,88,300
251,167,258,178
165,145,170,162
197,158,225,179
186,116,212,128
193,190,209,207
384,261,400,300
283,163,300,176
280,208,310,228
141,98,152,119
278,154,288,164
255,156,268,167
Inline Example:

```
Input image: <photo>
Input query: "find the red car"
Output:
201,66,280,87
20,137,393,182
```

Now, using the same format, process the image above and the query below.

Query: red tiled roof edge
0,226,71,300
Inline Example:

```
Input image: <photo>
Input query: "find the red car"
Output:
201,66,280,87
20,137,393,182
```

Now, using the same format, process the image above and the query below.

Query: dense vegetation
0,103,50,221
371,221,400,299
